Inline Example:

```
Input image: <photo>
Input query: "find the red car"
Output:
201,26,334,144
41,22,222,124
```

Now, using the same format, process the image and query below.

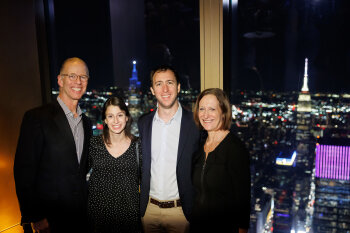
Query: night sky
49,0,349,93
50,0,114,90
236,0,350,92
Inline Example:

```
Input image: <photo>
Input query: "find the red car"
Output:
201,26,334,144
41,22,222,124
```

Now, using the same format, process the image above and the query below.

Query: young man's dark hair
149,64,180,86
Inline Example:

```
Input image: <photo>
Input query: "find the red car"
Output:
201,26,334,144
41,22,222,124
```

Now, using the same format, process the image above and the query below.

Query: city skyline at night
1,0,350,232
64,61,350,232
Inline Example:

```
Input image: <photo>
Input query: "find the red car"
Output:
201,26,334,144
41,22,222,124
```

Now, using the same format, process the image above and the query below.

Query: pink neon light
334,146,337,179
320,146,325,178
331,146,334,179
328,146,330,178
345,146,348,180
334,145,337,179
320,145,323,178
340,147,344,180
341,146,344,180
344,146,347,179
315,144,319,177
338,146,340,179
322,145,325,178
315,144,350,181
332,146,337,179
333,145,336,179
344,146,346,179
323,145,326,178
335,146,343,180
344,146,347,180
327,146,330,179
348,147,350,180
344,146,346,180
335,146,339,179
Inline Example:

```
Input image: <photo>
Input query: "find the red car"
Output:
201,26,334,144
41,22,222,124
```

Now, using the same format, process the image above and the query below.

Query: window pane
224,0,350,232
49,0,200,136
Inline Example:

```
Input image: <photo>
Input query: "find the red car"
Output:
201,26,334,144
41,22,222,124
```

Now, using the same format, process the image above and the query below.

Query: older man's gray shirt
57,96,84,163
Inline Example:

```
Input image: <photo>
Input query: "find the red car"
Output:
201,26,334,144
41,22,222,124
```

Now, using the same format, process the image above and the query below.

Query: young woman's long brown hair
102,96,134,145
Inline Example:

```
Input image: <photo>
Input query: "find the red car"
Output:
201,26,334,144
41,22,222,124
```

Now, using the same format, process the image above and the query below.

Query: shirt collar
57,96,82,117
154,103,182,124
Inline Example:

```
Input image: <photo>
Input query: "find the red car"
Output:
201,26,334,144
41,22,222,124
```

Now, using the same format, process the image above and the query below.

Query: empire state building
291,58,315,233
297,58,312,112
296,58,313,168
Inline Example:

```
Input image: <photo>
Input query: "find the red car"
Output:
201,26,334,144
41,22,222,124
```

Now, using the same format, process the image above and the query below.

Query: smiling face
150,69,180,110
198,94,223,132
104,105,128,135
57,59,88,104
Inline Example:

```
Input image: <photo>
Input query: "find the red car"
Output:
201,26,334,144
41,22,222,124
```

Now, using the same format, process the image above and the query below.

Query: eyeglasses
60,73,89,82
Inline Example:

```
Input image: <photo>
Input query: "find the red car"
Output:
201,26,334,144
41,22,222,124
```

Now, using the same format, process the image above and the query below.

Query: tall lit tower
294,58,315,169
296,58,312,162
129,60,141,90
128,60,142,136
301,58,309,92
297,58,312,112
292,58,314,233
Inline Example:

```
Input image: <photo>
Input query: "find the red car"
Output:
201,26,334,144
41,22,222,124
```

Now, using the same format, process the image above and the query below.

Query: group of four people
14,57,251,233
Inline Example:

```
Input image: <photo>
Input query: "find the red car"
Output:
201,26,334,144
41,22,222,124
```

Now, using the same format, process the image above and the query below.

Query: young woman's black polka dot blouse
87,135,141,233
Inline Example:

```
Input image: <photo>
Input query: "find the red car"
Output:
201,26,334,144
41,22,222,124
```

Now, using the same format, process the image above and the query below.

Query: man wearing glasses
14,57,92,233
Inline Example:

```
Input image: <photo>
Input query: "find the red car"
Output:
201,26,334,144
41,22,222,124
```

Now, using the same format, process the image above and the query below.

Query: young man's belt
150,198,182,208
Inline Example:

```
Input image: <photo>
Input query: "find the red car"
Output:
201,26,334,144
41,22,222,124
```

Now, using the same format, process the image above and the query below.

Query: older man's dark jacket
14,100,92,232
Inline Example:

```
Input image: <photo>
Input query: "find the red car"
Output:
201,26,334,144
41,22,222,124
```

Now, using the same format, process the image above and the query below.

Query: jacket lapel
177,108,190,164
144,112,155,164
52,101,79,167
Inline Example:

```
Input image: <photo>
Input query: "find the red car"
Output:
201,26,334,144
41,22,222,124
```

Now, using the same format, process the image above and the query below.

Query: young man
138,65,200,233
14,57,92,233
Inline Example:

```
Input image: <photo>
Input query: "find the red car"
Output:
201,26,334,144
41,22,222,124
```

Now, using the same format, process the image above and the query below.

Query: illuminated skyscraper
129,60,141,90
315,144,350,181
297,58,312,113
296,58,312,165
313,141,350,232
128,60,142,135
290,59,314,233
301,58,309,93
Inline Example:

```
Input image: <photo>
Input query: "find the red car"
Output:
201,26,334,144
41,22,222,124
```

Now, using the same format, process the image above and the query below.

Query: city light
49,85,350,232
315,144,350,180
276,151,297,166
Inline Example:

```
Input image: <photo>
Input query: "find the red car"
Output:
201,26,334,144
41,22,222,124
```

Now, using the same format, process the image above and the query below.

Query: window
49,0,200,136
224,0,350,232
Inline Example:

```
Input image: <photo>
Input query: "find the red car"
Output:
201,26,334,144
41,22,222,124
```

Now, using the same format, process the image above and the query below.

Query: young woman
87,96,141,233
191,88,251,233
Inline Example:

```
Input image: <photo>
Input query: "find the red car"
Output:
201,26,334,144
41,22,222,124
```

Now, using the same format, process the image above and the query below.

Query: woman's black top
87,135,141,233
191,132,251,233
